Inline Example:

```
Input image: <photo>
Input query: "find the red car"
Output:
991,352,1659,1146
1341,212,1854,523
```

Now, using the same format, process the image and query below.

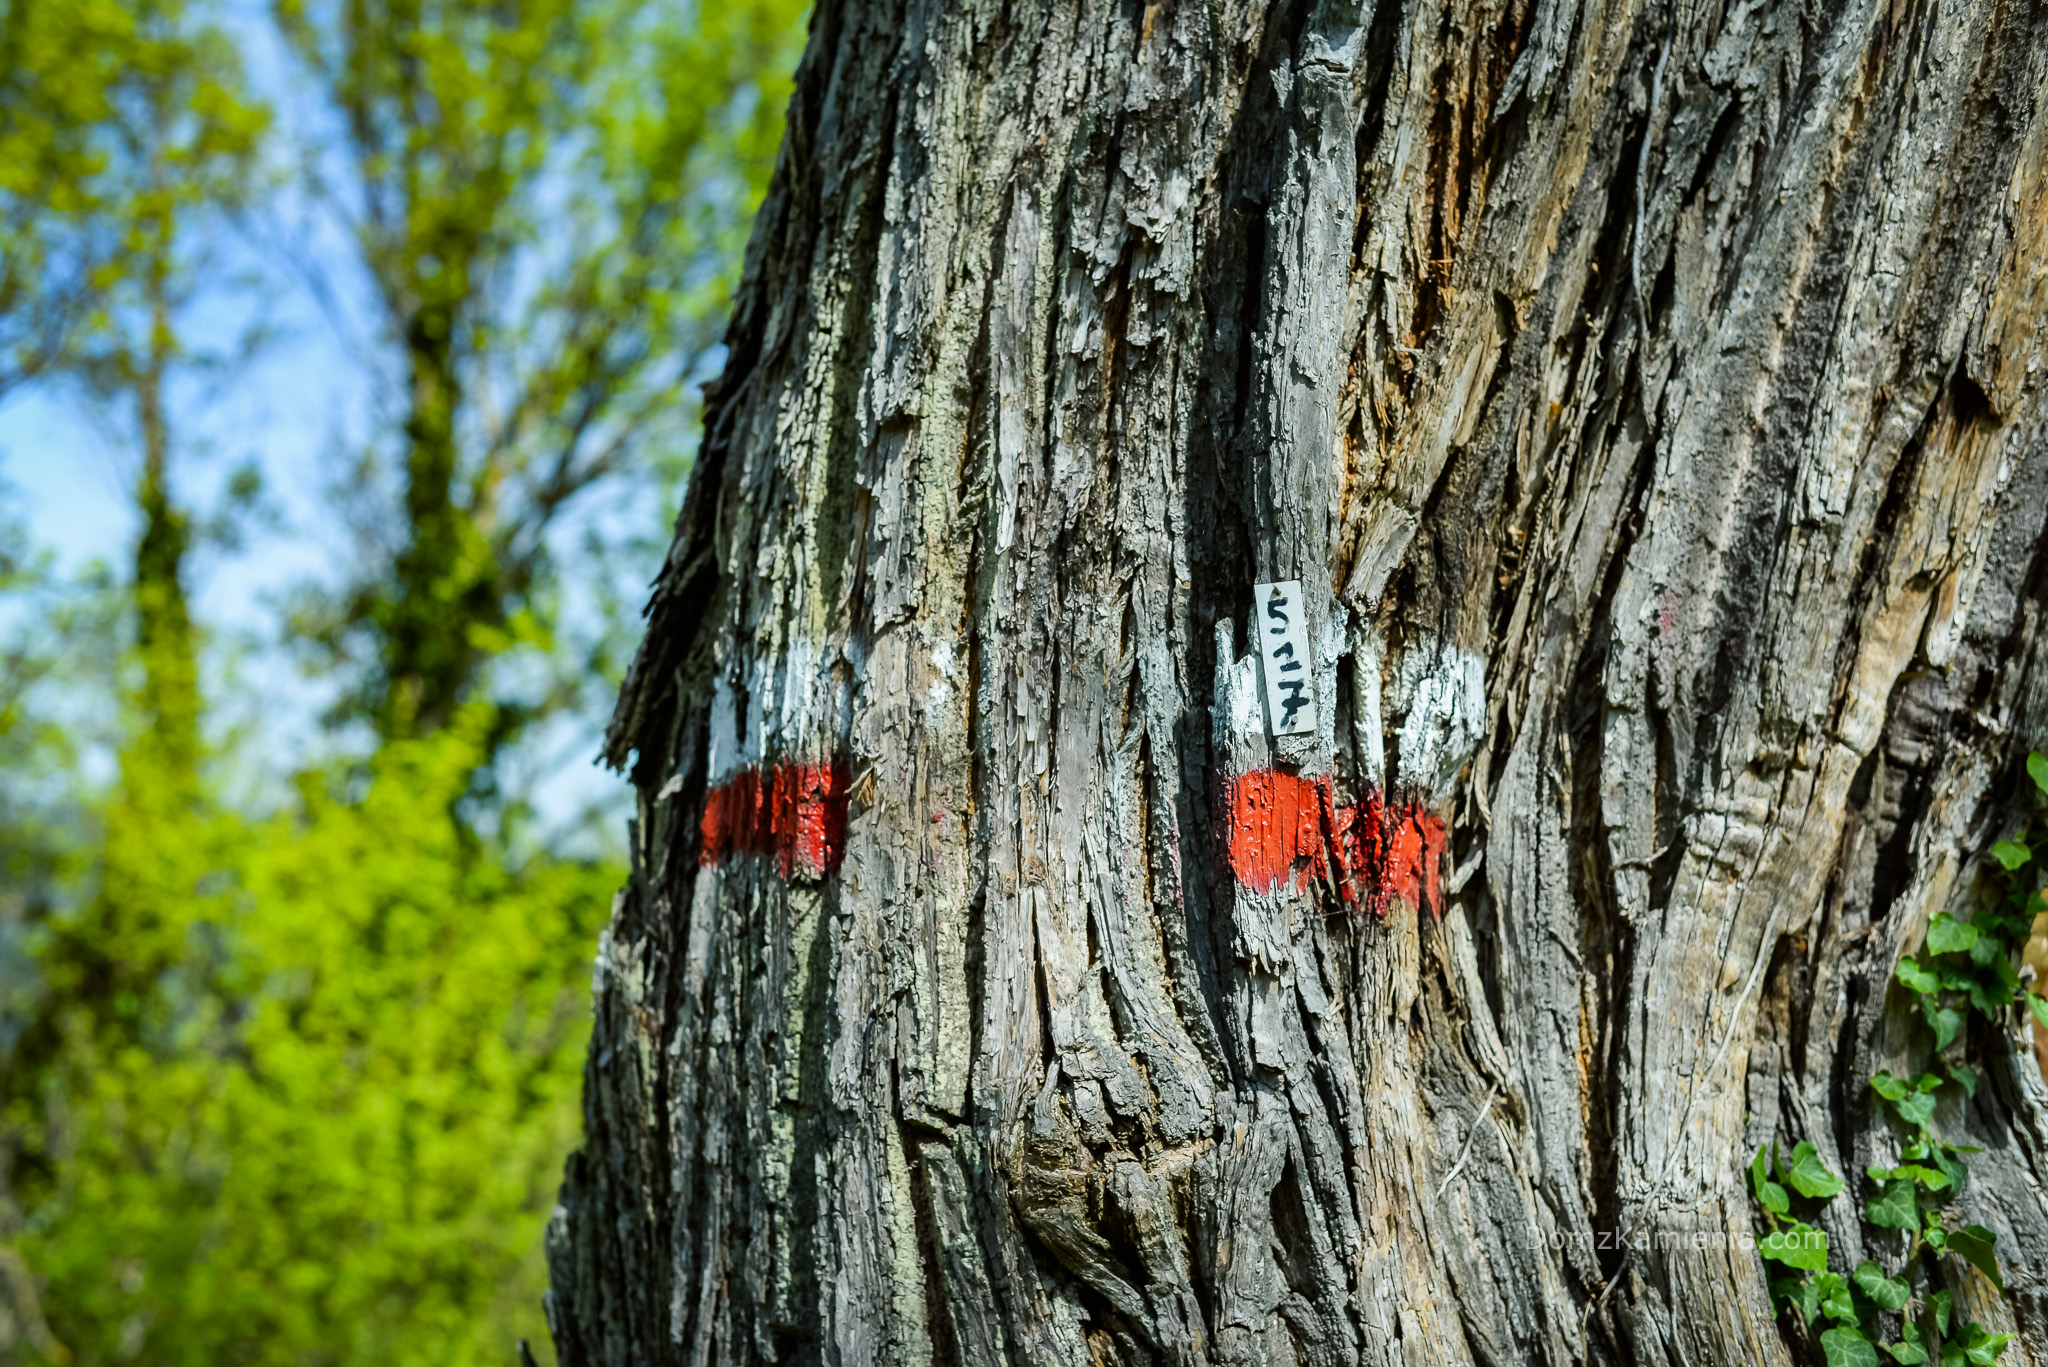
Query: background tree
275,0,804,761
0,1,806,1363
546,2,2048,1365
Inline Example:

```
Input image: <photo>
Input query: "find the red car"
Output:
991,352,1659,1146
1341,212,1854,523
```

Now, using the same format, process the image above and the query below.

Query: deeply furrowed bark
545,1,2048,1363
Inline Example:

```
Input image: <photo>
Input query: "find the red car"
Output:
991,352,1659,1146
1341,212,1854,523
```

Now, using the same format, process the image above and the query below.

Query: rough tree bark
543,0,2048,1362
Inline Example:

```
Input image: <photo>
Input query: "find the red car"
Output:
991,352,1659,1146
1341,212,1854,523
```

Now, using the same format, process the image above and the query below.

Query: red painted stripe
1225,769,1448,916
700,761,850,876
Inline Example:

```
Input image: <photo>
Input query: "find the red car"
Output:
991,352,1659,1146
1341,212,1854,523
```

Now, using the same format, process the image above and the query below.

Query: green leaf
1818,1270,1857,1324
1947,1224,2003,1292
2028,993,2048,1030
1897,957,1940,995
1881,1163,1950,1192
1960,1323,2013,1366
1774,1276,1820,1324
1924,1000,1965,1051
1821,1325,1880,1367
1889,1320,1929,1364
1949,1063,1978,1098
1967,962,2017,1013
1931,1145,1969,1193
1751,1145,1789,1214
1927,913,1980,954
1760,1224,1829,1272
1990,840,2032,871
1786,1141,1846,1199
1871,1071,1911,1101
2028,752,2048,797
1892,1090,1938,1127
1853,1260,1910,1311
1867,1178,1919,1230
1931,1289,1953,1335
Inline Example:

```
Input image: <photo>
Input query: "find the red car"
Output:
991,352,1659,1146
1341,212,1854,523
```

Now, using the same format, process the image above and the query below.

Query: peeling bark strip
549,1,2048,1365
698,761,851,875
1224,770,1446,915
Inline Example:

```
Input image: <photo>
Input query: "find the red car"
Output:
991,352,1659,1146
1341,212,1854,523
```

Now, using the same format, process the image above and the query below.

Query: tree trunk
544,1,2048,1362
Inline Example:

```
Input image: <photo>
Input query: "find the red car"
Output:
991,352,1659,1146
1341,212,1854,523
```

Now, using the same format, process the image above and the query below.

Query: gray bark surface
545,1,2048,1362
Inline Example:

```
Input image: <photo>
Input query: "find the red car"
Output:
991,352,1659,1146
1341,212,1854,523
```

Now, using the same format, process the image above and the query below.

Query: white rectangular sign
1253,579,1317,736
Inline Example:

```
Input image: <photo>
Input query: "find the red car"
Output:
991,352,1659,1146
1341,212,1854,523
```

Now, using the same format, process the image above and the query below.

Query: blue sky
0,2,650,841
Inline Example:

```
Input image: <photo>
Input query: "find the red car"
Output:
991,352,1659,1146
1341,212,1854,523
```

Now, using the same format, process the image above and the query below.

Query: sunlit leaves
1751,1146,1789,1214
1821,1324,1879,1367
18,709,619,1365
1783,1141,1846,1200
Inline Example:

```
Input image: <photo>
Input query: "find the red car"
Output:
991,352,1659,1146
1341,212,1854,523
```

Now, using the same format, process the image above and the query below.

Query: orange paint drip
699,761,850,876
1226,768,1447,917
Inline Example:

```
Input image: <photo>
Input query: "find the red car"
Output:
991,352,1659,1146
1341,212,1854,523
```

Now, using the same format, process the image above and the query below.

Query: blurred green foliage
15,710,615,1366
0,0,806,1363
277,0,801,755
0,0,263,392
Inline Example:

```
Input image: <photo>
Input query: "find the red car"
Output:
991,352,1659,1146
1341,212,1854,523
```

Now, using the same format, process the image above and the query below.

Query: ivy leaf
1818,1270,1857,1324
1947,1224,2004,1293
2028,751,2048,797
1966,960,2017,1014
1871,1071,1910,1101
1821,1324,1880,1367
1949,1063,1978,1098
1852,1259,1910,1312
1761,1224,1829,1272
1990,840,2032,871
1927,913,1979,954
2027,993,2048,1031
1882,1163,1950,1192
1924,1000,1965,1051
1897,957,1940,996
1773,1276,1820,1324
1867,1178,1919,1230
1953,1322,2013,1366
1930,1145,1968,1194
1786,1141,1846,1199
1892,1089,1938,1127
1949,1328,2015,1367
1888,1319,1929,1365
1930,1289,1952,1336
1751,1146,1789,1214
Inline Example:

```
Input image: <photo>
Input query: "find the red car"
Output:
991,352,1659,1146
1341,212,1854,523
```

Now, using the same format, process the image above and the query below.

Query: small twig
1580,1262,1627,1340
1447,849,1486,895
1548,923,1587,972
1435,1081,1503,1200
1613,842,1672,871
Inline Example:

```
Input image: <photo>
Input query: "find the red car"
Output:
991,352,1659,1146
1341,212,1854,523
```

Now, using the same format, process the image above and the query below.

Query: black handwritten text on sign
1253,580,1316,737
